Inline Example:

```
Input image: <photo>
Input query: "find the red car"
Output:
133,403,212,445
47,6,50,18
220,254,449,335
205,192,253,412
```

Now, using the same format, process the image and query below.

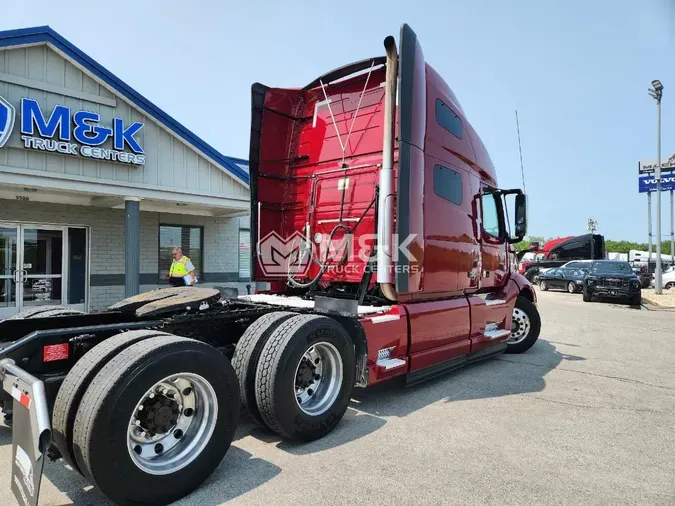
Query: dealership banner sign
639,174,675,193
639,154,675,174
0,94,145,165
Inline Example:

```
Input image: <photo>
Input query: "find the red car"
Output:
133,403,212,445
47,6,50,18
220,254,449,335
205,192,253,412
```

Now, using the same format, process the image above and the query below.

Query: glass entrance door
20,226,65,309
0,224,88,320
0,225,19,319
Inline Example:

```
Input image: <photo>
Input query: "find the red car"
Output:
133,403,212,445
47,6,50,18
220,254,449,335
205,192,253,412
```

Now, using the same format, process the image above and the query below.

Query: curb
641,299,675,311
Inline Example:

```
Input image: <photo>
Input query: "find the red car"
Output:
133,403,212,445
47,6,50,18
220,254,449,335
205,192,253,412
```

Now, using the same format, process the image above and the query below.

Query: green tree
514,236,546,252
513,237,673,256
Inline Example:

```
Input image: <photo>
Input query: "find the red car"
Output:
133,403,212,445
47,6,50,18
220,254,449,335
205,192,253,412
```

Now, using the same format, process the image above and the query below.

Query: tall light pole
587,218,598,259
670,154,675,268
649,79,664,293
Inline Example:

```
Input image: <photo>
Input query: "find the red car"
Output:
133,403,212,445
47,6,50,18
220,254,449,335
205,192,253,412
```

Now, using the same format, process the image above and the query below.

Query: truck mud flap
0,359,51,506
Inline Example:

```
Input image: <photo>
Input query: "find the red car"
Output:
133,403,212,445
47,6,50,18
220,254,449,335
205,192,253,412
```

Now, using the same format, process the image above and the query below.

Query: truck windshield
591,261,632,274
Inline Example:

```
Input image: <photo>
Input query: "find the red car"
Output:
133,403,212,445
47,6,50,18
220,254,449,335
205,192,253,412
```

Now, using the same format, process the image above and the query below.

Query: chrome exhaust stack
377,35,398,302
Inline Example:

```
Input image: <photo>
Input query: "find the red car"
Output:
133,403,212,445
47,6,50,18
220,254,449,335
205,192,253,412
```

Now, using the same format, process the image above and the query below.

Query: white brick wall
0,200,248,311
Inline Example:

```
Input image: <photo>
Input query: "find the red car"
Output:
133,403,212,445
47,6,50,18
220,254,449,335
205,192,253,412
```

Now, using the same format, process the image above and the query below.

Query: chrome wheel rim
509,308,531,344
539,281,546,290
294,342,343,416
127,373,218,475
568,282,575,293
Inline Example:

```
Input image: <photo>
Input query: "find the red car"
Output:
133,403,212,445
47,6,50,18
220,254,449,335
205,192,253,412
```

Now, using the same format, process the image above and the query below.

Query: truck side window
481,194,501,238
433,165,462,204
435,98,463,139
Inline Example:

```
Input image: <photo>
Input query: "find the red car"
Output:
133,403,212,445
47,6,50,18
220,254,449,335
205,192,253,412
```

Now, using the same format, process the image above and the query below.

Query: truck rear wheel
506,296,541,354
231,311,295,428
72,335,240,505
52,329,167,473
254,314,355,441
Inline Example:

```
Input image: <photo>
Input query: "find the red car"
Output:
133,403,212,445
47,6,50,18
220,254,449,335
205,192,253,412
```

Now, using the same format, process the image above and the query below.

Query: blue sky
2,0,674,242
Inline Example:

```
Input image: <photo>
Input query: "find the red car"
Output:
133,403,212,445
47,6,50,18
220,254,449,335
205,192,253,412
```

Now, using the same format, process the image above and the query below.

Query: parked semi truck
517,236,573,274
0,24,540,506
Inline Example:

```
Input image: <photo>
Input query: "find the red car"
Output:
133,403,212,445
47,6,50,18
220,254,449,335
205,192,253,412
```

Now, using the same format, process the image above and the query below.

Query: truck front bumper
586,286,640,299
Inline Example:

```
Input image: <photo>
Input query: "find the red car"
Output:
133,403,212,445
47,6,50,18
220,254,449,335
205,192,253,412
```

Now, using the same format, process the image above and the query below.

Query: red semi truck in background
518,236,574,274
0,24,540,506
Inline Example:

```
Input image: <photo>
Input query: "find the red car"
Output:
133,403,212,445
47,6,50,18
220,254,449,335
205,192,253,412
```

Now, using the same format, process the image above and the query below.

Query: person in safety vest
167,247,196,286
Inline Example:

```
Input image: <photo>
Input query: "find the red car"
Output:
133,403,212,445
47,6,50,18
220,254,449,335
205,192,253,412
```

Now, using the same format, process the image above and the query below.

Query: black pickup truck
583,260,642,305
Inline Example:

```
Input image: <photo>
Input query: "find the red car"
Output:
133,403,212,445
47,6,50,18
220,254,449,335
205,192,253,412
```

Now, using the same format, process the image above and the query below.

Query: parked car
538,266,589,293
583,260,642,305
651,265,675,290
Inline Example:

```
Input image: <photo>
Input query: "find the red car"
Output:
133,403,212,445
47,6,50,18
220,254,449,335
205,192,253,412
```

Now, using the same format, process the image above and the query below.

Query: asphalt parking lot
1,289,674,505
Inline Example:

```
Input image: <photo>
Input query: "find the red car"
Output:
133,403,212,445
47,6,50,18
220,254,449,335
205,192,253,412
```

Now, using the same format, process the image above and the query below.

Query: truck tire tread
72,335,239,505
73,334,187,481
8,305,84,320
231,311,295,428
52,329,167,473
255,314,355,441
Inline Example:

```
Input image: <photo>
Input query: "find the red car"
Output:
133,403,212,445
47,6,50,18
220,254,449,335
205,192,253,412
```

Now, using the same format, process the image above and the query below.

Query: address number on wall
15,196,29,201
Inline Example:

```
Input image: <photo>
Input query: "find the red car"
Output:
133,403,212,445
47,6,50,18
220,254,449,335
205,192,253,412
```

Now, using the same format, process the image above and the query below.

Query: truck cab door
478,191,507,289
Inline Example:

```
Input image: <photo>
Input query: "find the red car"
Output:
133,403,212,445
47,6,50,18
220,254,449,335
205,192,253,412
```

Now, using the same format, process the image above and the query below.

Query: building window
159,225,203,280
435,98,463,139
433,165,462,205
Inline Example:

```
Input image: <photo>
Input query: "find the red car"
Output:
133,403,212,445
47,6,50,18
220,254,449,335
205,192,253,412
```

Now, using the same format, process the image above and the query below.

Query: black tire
52,329,166,474
567,281,576,294
525,268,539,283
630,293,642,306
231,311,295,428
583,290,592,302
8,305,84,320
254,314,355,441
665,282,674,290
72,335,240,505
539,280,548,291
505,296,541,354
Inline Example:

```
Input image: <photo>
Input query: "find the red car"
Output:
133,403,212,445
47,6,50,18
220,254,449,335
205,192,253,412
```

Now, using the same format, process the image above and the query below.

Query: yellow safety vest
169,256,191,277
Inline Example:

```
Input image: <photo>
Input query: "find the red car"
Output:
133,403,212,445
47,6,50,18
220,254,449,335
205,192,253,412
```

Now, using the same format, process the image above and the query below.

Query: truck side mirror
514,193,527,239
500,190,527,244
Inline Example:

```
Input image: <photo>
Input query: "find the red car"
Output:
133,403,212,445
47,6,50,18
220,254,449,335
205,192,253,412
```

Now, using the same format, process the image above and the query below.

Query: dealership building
0,26,254,318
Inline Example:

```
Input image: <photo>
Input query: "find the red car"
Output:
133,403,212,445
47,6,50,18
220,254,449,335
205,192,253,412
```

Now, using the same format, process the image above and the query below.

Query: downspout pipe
377,35,398,302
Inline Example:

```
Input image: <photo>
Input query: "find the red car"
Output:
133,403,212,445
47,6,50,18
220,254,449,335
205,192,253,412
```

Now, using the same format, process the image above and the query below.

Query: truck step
483,324,511,340
376,358,407,370
376,347,406,370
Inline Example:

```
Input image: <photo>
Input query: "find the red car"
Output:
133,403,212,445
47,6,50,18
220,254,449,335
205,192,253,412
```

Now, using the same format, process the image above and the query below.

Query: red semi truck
0,24,540,506
518,236,574,275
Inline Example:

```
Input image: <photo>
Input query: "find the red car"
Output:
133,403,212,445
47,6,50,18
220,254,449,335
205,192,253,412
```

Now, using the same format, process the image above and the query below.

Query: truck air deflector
249,82,268,279
302,57,386,91
396,23,424,295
